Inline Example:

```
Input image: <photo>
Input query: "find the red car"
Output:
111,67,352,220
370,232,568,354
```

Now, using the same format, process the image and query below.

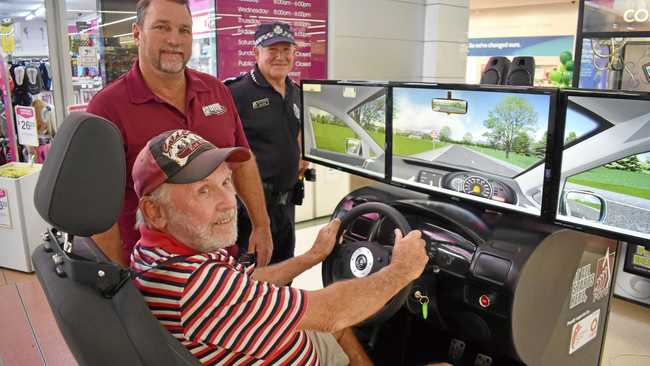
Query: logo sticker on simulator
0,188,10,228
570,263,595,309
593,247,615,302
569,309,599,355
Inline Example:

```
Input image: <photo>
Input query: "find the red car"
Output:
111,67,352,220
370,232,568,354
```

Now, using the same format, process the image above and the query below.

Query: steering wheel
322,202,413,325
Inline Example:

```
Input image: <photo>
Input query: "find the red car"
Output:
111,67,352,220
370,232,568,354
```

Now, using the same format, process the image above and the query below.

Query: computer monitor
624,242,650,278
555,90,650,242
390,85,555,216
302,81,387,179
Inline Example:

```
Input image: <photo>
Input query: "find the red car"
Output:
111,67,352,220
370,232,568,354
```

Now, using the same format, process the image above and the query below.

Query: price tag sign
15,106,39,147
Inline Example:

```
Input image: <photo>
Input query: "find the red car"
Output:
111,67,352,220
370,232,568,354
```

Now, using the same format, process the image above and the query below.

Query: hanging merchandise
31,99,53,163
39,61,51,90
0,19,15,55
25,64,43,95
9,63,32,106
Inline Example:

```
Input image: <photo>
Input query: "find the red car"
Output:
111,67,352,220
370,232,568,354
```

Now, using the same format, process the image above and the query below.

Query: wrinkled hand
298,159,310,178
390,229,428,281
308,219,341,263
248,226,273,266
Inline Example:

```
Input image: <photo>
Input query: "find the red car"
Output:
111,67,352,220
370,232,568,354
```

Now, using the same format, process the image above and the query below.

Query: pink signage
215,0,327,81
0,54,17,162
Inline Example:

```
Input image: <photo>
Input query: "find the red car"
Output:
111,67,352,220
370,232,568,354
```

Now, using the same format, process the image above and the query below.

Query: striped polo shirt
131,227,319,365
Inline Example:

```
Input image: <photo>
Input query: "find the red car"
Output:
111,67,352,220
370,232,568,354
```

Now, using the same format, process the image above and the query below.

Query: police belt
262,182,292,206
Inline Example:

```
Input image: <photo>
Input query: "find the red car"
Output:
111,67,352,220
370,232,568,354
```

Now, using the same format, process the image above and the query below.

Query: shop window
0,0,56,164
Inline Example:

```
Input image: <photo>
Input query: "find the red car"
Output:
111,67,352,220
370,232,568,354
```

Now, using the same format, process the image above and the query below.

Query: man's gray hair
135,183,171,229
136,0,191,26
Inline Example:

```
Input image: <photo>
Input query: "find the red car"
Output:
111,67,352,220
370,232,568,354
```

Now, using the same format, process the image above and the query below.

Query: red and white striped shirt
131,227,319,366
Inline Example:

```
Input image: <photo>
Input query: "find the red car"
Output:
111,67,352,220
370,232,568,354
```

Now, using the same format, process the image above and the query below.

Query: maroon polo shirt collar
126,61,210,105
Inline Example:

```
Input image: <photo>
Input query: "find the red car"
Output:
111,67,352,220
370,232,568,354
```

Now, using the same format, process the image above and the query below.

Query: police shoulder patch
223,74,245,85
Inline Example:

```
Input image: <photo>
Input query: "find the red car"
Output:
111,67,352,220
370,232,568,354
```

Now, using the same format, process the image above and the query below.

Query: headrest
34,112,125,236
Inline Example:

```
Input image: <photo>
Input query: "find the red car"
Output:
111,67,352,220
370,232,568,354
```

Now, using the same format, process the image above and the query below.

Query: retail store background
0,0,649,365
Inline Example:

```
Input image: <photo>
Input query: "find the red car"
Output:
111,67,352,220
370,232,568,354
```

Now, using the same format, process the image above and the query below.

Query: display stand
573,0,650,90
0,162,48,272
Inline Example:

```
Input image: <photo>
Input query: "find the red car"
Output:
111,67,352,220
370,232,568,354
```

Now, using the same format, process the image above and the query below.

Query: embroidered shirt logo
293,103,300,119
202,102,226,117
252,98,270,109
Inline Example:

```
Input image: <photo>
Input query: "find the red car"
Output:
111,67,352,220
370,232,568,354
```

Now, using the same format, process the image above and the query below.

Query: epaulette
223,74,245,85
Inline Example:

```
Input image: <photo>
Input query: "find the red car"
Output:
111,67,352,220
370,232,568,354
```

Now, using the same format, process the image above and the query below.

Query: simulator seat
31,113,201,366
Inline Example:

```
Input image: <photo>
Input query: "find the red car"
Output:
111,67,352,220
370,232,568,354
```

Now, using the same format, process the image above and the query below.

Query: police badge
293,103,300,119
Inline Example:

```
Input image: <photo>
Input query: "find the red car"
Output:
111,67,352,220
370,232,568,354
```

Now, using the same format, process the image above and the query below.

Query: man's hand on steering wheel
307,219,342,263
390,229,429,282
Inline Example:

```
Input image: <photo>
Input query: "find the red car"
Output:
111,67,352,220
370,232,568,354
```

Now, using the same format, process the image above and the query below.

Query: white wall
469,2,578,37
327,0,469,82
422,0,469,83
327,0,426,81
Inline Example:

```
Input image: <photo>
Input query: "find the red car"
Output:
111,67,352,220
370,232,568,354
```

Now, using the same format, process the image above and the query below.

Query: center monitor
390,85,556,216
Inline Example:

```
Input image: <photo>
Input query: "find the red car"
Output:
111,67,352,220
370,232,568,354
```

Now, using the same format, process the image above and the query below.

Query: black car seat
31,112,201,366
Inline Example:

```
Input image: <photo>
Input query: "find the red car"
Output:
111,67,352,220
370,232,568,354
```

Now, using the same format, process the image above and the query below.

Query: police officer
226,22,308,265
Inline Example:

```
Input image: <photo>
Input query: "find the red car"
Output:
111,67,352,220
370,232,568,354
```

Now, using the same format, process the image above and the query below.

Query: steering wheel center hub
350,247,374,277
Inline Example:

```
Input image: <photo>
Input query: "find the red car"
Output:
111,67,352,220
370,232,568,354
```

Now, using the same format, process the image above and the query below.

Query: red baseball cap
133,130,250,198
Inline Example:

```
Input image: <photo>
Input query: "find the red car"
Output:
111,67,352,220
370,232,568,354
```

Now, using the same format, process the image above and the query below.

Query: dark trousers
237,202,296,265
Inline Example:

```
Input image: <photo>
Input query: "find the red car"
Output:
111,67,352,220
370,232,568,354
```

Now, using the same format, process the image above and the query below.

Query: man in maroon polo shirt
86,0,272,266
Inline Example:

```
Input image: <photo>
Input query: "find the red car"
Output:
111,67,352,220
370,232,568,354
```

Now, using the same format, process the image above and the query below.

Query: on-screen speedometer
463,176,493,198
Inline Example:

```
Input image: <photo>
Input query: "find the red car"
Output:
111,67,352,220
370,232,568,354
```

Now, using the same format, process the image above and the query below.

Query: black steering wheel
322,202,413,325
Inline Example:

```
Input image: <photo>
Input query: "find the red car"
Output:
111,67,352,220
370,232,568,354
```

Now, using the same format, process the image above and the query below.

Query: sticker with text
0,188,11,228
569,309,599,355
593,247,616,303
569,263,594,309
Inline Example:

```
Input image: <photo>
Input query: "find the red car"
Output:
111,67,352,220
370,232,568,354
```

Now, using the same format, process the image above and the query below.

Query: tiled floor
0,219,648,366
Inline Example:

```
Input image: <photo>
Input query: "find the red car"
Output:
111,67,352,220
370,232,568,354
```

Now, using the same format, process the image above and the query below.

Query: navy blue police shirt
225,65,301,193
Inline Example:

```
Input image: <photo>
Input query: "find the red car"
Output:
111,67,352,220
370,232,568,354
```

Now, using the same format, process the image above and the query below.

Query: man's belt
262,182,291,206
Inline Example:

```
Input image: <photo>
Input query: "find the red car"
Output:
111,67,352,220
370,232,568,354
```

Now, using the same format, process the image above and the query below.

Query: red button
479,294,491,308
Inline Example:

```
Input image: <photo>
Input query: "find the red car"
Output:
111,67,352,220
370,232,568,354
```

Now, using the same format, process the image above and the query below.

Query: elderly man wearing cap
226,22,307,266
130,129,435,366
86,0,273,267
